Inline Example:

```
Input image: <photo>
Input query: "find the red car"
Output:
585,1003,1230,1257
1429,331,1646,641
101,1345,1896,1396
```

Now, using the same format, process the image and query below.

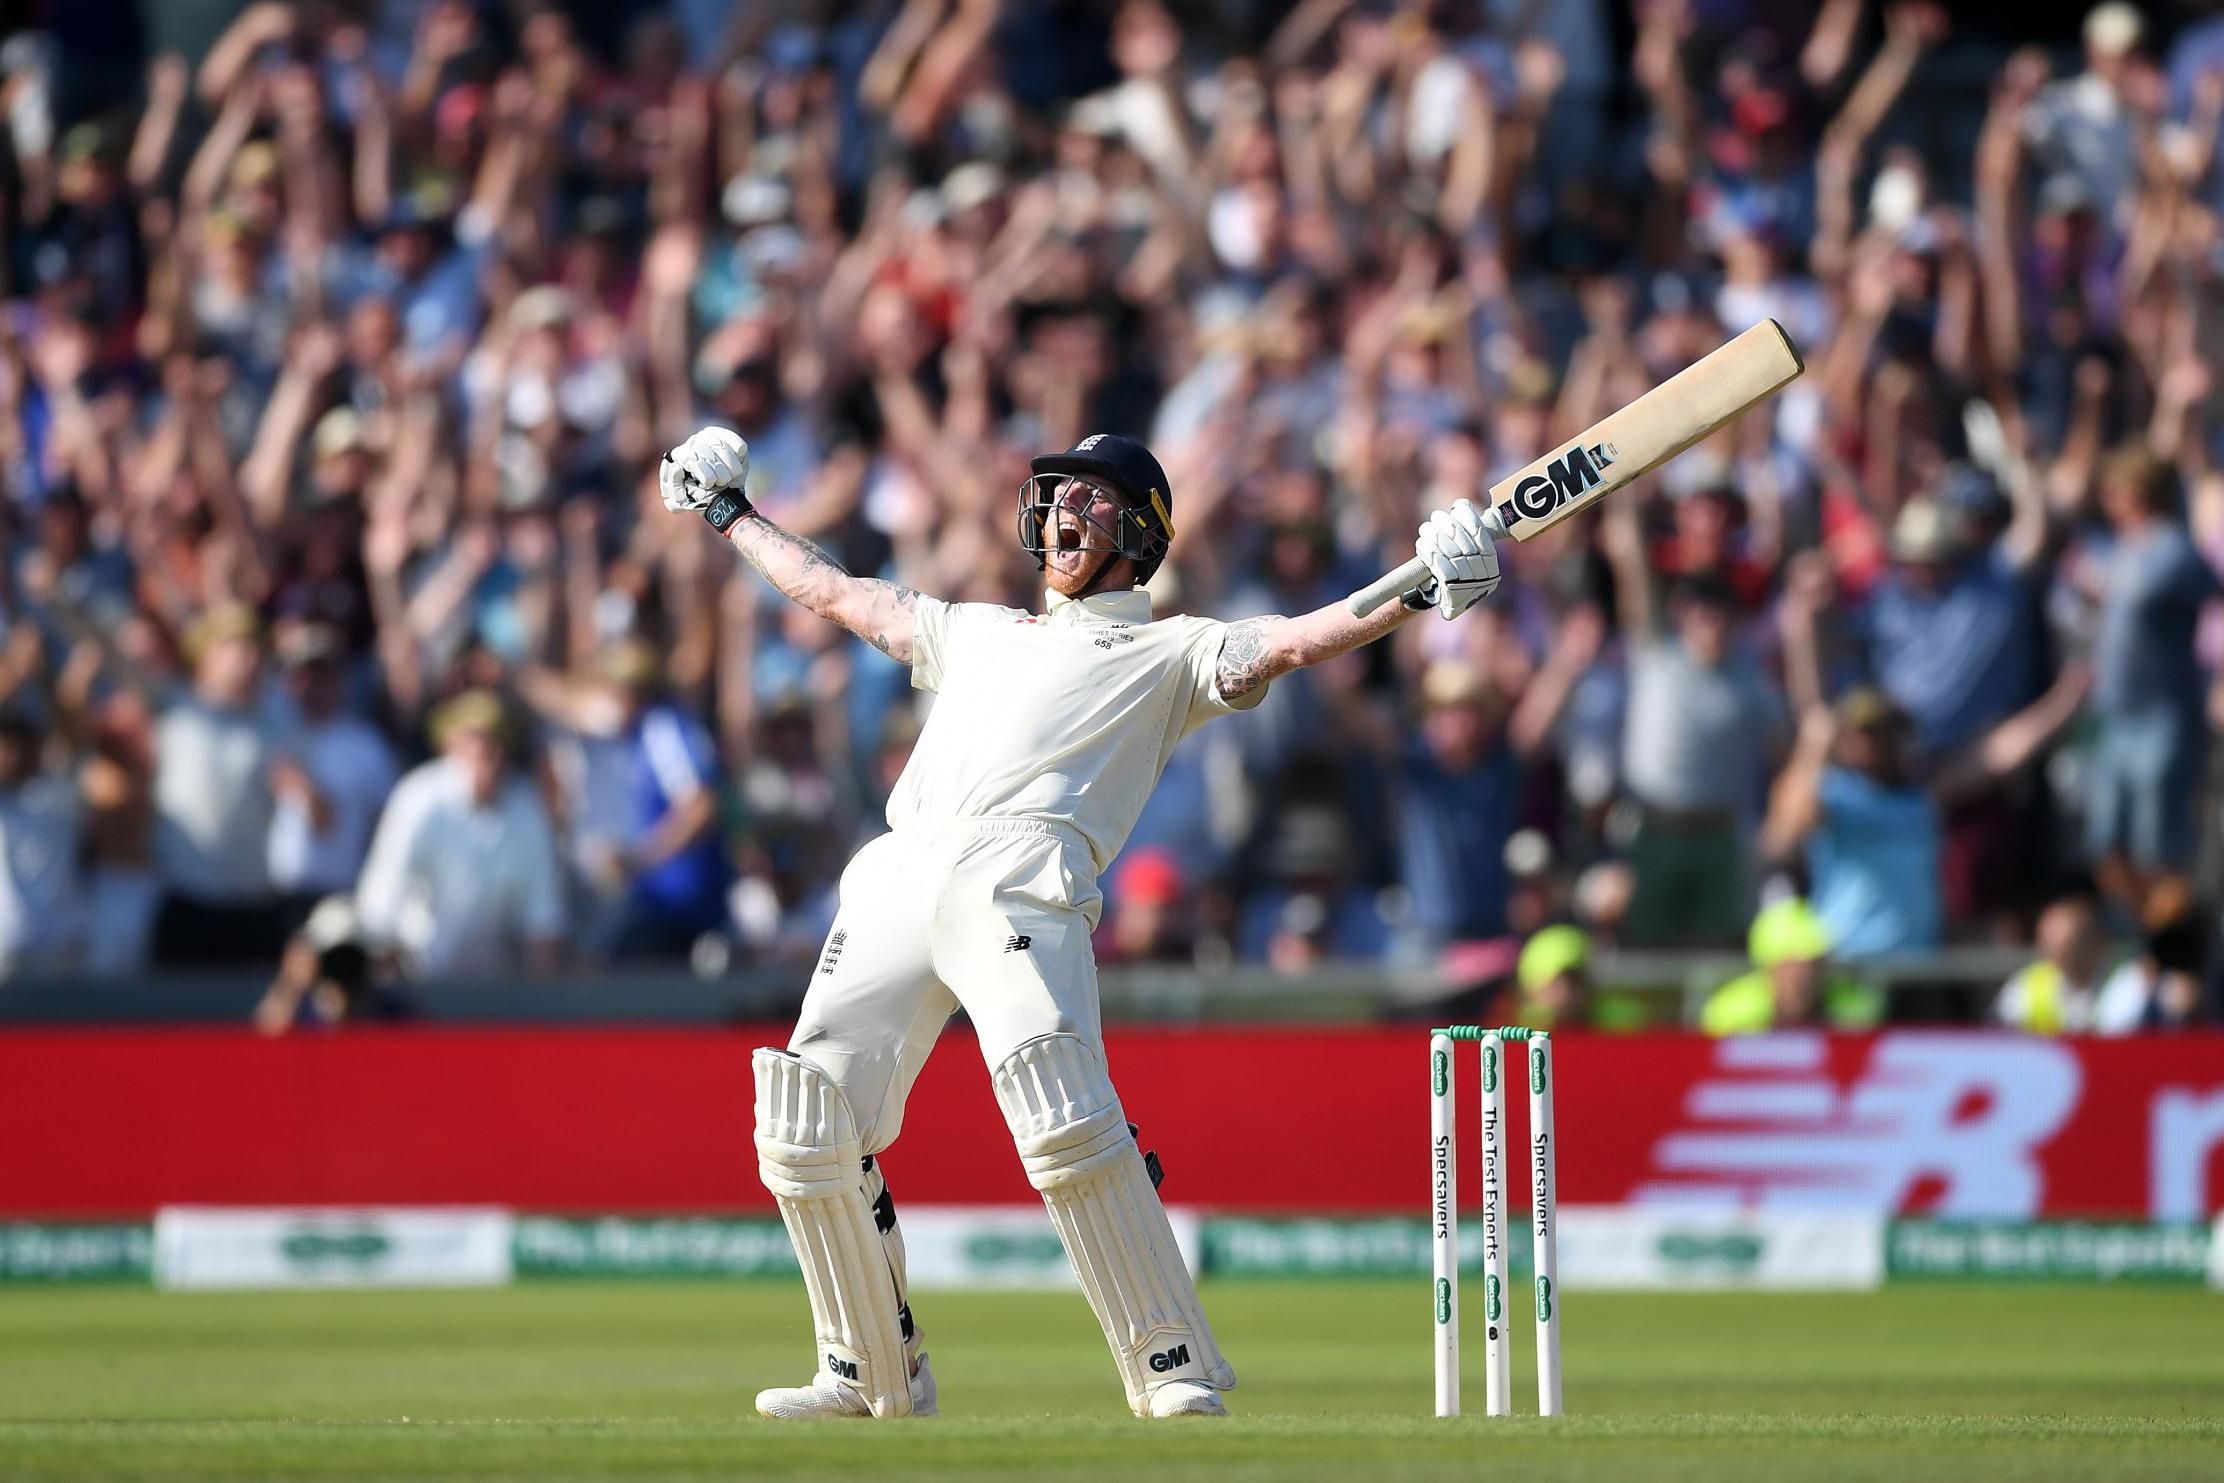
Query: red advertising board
1,1028,2219,1218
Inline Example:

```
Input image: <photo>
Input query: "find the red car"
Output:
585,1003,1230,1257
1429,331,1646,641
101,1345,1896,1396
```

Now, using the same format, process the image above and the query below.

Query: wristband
702,487,753,534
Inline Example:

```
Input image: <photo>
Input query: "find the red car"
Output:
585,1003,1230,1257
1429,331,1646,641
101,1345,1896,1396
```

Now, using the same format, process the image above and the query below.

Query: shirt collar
1043,587,1154,624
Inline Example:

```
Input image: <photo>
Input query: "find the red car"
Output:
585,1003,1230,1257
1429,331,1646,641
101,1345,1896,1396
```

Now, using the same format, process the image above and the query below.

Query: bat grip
1345,505,1507,617
1346,557,1430,618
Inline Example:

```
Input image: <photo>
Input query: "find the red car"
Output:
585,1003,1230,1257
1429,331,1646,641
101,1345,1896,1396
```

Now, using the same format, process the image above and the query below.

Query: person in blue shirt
524,640,733,962
1764,672,2089,957
2082,447,2221,907
1394,659,1524,945
601,642,732,960
1389,646,1592,951
1830,468,2057,930
1766,689,1943,957
1861,475,2048,758
327,194,491,355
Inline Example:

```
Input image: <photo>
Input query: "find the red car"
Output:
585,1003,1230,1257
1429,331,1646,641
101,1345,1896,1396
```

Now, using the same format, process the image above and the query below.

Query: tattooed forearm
726,518,921,663
1217,592,1420,699
1215,615,1286,700
729,517,849,616
857,580,918,658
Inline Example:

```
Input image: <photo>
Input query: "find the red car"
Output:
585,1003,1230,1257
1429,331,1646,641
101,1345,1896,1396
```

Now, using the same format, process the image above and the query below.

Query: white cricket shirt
888,587,1265,874
353,757,566,978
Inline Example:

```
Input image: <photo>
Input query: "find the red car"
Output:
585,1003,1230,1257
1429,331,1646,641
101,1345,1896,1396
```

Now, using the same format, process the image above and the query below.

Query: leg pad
991,1034,1235,1413
754,1049,912,1418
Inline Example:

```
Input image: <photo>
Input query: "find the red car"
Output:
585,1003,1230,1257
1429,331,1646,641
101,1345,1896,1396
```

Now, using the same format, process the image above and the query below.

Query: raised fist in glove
660,426,753,530
1414,497,1501,619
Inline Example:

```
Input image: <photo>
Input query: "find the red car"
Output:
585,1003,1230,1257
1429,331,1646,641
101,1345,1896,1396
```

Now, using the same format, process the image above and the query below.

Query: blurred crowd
1,0,2221,1033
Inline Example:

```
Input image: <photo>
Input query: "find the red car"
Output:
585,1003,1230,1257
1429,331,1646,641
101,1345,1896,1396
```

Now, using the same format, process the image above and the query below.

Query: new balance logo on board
1004,934,1032,953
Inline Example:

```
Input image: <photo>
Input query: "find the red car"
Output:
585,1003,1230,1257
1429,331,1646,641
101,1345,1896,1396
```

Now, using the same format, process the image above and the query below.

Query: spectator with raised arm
265,623,397,916
1764,667,2091,958
1602,488,1784,948
524,638,730,961
149,605,292,966
0,0,2214,1011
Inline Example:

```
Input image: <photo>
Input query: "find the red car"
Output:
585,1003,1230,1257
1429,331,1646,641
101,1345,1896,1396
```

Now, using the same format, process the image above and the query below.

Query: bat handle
1345,504,1507,617
1346,557,1430,618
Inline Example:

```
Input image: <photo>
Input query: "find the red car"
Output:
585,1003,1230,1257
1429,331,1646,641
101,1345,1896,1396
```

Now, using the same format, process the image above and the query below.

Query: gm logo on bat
1499,441,1619,526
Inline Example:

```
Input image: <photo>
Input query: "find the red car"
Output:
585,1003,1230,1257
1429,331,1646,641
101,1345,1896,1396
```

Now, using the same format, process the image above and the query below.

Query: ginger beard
1037,478,1137,597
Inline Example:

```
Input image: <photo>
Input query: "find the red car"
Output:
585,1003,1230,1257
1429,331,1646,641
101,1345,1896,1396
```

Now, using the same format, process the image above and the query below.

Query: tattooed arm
1214,595,1422,700
658,426,922,659
726,516,921,663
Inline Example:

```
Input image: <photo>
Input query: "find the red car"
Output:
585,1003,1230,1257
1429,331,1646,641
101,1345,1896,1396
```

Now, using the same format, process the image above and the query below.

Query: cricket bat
1347,319,1804,617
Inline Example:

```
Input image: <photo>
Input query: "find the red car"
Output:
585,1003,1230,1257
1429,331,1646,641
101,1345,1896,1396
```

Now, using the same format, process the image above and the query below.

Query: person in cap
1861,457,2052,760
564,639,731,961
1699,897,1880,1035
1512,914,1657,1031
352,690,564,979
658,423,1500,1421
1515,924,1592,1030
1763,685,1942,959
1394,647,1590,951
39,120,136,313
2021,4,2146,219
309,407,375,504
1763,668,2090,958
1787,477,2057,933
1396,660,1522,947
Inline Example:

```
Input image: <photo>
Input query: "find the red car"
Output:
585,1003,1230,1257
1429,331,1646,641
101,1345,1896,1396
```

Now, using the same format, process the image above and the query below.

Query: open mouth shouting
1041,482,1117,577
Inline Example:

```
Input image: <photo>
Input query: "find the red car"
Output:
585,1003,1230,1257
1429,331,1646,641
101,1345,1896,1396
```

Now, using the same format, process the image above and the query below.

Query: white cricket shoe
1144,1381,1229,1418
754,1352,938,1420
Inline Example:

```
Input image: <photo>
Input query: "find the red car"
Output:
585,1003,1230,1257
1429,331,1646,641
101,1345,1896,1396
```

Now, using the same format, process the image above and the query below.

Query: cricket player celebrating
660,427,1498,1420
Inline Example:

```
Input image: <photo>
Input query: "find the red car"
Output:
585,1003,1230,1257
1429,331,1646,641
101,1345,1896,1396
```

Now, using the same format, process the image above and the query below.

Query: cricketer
659,425,1498,1418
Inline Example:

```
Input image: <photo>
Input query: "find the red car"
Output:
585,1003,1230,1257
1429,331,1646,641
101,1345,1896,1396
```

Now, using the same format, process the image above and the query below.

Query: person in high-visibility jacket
1516,924,1592,1029
1993,893,2110,1033
1512,924,1655,1031
1700,898,1882,1035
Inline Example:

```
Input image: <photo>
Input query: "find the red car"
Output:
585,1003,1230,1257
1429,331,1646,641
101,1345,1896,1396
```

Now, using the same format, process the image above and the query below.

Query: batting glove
660,426,753,529
1413,497,1501,620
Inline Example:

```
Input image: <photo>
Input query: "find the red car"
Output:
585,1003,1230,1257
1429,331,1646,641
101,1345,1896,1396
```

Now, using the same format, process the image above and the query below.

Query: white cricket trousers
788,818,1106,1151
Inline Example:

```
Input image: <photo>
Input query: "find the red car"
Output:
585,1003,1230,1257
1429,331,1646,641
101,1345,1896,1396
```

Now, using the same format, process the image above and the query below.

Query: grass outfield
2,1281,2220,1481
